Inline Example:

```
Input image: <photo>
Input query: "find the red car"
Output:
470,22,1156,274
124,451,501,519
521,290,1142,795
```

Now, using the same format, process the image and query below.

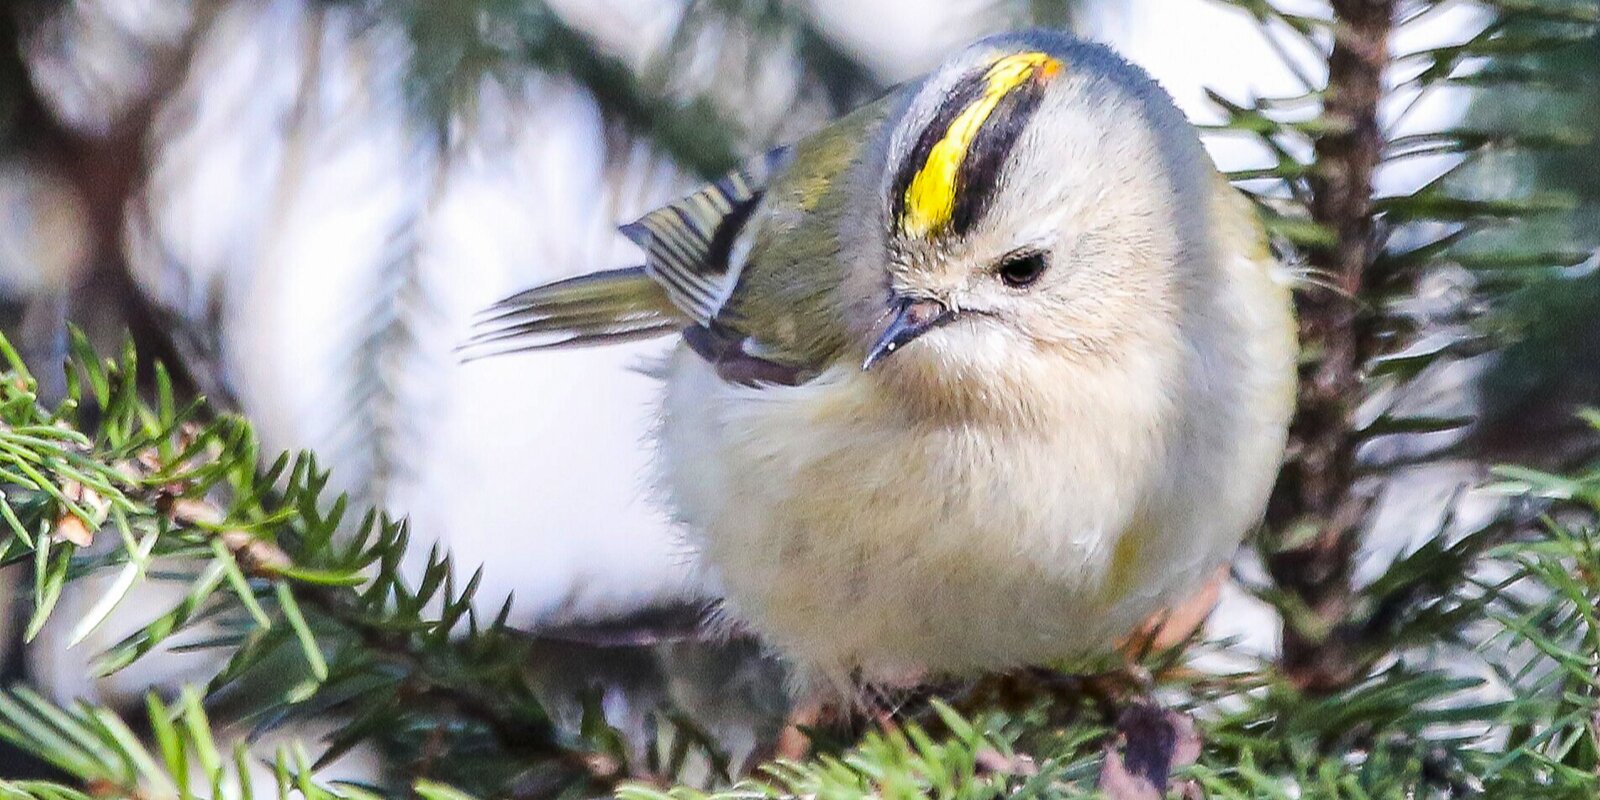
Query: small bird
469,30,1297,689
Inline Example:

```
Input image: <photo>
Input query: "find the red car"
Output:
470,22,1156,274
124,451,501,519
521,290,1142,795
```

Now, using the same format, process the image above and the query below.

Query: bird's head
844,31,1217,421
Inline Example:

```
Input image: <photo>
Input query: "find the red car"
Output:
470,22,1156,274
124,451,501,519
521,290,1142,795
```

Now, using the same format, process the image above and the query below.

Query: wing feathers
463,149,790,360
462,267,683,359
622,148,790,324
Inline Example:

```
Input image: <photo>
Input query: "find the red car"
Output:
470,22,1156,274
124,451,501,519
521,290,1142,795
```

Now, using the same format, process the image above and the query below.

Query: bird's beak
862,297,953,370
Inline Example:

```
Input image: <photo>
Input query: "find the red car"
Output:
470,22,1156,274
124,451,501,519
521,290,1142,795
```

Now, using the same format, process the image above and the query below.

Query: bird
466,29,1298,691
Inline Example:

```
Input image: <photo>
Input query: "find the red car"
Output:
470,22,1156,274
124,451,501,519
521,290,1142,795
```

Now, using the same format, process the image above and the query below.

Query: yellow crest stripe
900,52,1062,238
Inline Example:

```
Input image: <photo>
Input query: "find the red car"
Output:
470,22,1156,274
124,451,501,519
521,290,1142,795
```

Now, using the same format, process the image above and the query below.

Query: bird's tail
460,267,685,360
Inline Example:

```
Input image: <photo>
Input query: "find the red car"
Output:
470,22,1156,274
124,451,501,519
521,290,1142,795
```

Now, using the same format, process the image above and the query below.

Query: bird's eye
996,251,1049,289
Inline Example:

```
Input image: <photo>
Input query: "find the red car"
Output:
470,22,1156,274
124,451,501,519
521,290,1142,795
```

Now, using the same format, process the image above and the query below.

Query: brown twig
1264,0,1397,692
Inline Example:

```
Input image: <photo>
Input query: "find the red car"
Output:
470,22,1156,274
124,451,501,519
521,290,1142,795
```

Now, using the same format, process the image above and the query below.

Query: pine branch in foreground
0,325,1596,795
0,331,627,797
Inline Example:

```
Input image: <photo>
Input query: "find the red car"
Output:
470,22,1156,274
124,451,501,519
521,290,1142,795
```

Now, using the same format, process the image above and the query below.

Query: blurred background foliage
1469,20,1600,463
0,0,1590,798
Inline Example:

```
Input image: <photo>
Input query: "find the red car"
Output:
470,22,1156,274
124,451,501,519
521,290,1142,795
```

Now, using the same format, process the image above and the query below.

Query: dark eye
996,251,1049,288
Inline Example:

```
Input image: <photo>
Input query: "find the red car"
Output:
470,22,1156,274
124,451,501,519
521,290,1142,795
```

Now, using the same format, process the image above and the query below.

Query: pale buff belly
655,348,1271,684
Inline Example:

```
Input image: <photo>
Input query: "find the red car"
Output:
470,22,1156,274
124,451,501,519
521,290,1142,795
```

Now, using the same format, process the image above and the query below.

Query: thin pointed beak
862,297,953,370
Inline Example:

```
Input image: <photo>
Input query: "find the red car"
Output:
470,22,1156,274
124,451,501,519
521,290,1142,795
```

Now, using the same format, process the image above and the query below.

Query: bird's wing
464,265,688,357
468,94,896,378
621,148,794,326
696,97,897,382
463,150,790,357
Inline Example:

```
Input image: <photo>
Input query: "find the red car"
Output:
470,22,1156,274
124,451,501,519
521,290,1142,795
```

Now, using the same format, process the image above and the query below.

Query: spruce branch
156,497,581,774
0,684,460,800
1209,0,1598,692
1268,0,1398,692
0,316,1595,798
0,331,619,796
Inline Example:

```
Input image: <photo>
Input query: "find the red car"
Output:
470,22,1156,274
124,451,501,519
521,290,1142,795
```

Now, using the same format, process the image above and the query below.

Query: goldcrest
469,30,1297,688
